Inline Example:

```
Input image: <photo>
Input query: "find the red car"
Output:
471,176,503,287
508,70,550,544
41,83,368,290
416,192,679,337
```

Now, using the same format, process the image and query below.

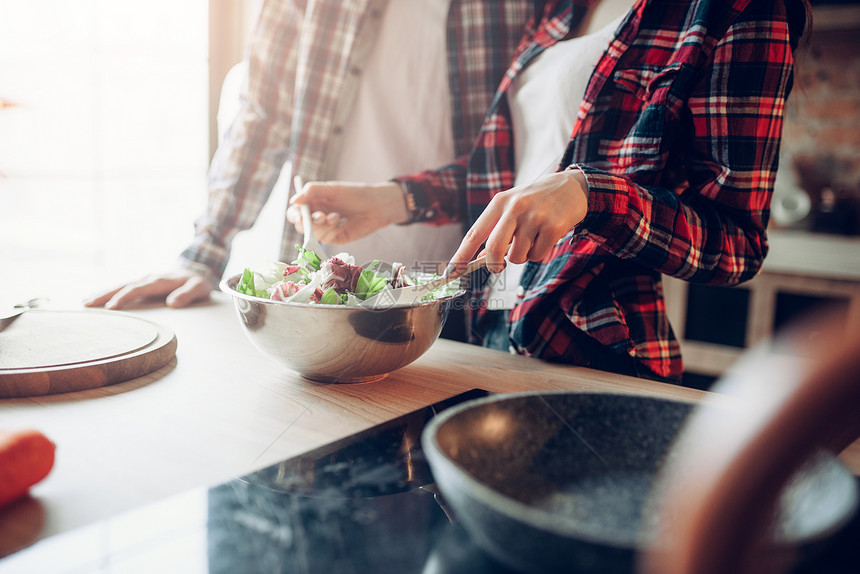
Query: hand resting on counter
84,268,214,310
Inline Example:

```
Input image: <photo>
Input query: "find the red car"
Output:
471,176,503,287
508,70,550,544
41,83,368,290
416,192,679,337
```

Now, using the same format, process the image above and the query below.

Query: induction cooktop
1,389,857,574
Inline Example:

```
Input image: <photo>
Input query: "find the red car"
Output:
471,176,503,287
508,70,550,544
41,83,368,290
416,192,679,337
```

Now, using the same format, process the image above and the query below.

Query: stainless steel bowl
220,274,462,383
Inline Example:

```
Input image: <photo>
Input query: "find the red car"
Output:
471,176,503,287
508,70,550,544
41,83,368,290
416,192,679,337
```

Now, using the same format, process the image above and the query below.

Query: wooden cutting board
0,309,176,398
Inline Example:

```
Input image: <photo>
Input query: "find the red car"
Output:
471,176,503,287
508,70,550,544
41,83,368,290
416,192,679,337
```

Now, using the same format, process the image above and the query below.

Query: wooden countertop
0,293,857,543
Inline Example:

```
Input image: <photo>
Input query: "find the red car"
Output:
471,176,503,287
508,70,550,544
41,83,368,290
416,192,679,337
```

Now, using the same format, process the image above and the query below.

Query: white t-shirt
332,0,459,273
487,14,624,310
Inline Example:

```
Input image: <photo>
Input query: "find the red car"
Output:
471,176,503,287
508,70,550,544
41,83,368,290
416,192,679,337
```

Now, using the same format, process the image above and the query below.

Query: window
0,1,210,306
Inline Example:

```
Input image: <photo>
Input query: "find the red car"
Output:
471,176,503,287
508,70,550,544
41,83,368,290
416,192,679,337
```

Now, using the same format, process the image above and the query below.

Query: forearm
181,103,294,279
573,166,769,286
181,0,301,279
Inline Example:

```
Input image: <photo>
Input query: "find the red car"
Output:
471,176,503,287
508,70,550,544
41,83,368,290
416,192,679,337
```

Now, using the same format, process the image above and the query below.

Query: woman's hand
287,181,408,245
449,170,589,273
84,268,214,310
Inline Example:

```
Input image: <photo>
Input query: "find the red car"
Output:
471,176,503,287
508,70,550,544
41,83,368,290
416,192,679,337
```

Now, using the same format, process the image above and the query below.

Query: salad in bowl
220,247,464,383
234,246,460,306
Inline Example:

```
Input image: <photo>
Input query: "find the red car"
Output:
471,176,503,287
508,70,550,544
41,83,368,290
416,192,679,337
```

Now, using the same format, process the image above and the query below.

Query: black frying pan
421,392,858,574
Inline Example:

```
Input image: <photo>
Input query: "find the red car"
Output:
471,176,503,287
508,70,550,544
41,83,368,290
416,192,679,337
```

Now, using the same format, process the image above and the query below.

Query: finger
310,210,342,232
309,215,342,243
448,205,504,272
285,205,305,235
310,213,344,244
527,232,559,262
294,185,338,214
84,286,124,308
318,221,355,245
104,285,153,310
507,232,535,265
289,181,327,207
447,237,482,275
289,188,307,205
165,276,212,308
484,213,517,273
103,285,143,310
104,278,178,310
289,178,323,204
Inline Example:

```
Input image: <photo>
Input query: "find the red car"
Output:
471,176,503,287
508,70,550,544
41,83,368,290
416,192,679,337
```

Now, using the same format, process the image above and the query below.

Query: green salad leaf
292,245,322,277
237,268,270,298
319,287,343,305
354,260,389,300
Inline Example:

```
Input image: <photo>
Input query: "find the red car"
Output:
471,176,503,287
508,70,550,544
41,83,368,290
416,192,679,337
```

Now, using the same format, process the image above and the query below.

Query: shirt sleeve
179,0,301,280
393,154,471,225
574,9,794,287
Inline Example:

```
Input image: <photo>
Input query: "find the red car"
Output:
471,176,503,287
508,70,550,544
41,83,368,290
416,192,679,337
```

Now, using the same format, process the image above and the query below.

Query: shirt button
370,9,382,19
425,210,434,218
350,66,361,76
333,126,343,135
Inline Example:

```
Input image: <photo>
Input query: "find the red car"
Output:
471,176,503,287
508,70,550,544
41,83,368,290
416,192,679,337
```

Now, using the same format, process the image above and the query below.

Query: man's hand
287,180,408,245
84,269,215,310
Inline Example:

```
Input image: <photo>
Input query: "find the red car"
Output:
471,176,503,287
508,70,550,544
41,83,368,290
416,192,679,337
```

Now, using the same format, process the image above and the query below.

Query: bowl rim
219,273,465,310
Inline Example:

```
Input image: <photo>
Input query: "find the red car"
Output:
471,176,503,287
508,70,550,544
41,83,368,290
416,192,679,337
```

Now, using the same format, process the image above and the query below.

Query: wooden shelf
765,230,860,280
810,4,860,33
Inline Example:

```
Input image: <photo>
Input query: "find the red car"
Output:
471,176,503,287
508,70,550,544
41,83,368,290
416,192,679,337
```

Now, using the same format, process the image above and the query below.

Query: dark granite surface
0,389,857,574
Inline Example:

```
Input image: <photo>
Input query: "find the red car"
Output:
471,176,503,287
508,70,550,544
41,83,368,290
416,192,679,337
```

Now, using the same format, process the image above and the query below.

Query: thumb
288,189,306,205
289,180,318,205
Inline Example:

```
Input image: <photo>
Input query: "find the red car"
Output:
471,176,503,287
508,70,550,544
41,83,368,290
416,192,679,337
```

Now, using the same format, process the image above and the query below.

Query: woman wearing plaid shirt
291,0,809,382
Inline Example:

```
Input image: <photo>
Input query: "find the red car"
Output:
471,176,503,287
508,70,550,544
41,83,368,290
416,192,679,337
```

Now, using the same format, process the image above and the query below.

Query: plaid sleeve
575,3,794,287
179,0,301,279
446,0,533,156
393,154,471,225
391,0,533,226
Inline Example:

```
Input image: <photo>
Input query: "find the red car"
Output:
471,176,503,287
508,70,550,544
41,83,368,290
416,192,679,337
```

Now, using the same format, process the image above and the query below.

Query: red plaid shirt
180,0,531,281
397,0,798,380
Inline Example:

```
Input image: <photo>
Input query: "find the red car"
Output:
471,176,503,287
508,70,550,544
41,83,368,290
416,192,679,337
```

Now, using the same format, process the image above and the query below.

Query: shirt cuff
177,258,221,287
569,164,628,239
394,179,431,225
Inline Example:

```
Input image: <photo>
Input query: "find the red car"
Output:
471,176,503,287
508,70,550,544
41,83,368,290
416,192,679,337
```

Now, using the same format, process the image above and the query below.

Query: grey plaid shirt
180,0,531,282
